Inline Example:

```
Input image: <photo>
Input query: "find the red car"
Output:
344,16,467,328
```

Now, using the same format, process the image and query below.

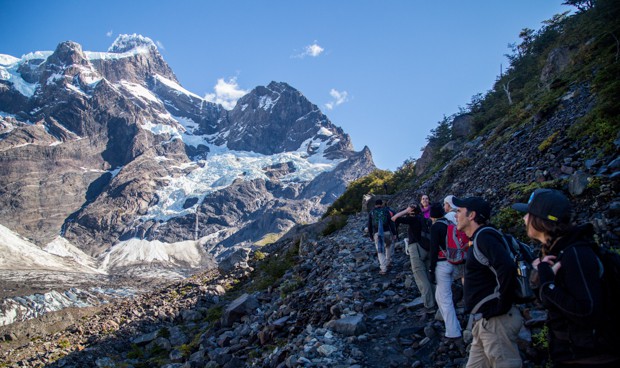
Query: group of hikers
367,189,619,367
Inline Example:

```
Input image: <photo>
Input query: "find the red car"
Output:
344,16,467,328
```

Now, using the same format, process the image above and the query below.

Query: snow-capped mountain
0,34,376,285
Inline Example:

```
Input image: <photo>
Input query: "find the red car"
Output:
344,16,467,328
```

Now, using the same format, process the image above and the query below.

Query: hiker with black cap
513,189,620,367
368,199,397,275
453,196,523,368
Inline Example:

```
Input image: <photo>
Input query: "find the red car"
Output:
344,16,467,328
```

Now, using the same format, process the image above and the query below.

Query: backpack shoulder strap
472,227,514,264
436,218,449,226
469,227,505,315
472,227,497,265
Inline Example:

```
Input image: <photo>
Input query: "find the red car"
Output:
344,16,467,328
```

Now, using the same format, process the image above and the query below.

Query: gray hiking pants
407,242,436,309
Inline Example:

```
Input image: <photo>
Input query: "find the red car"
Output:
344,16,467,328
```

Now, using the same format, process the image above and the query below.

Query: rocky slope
397,84,620,248
1,213,553,368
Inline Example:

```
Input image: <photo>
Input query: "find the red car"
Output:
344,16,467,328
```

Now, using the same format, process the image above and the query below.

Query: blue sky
0,0,570,171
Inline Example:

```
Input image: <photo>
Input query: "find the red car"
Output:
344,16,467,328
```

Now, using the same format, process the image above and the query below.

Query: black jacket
429,218,449,273
393,213,422,244
537,224,615,363
464,225,516,319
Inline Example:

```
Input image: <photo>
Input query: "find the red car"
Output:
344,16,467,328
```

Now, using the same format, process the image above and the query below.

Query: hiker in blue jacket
368,199,397,275
513,189,620,367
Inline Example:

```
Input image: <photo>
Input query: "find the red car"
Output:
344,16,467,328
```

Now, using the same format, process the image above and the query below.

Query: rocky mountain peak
223,81,353,155
108,34,158,54
46,41,89,67
88,34,177,84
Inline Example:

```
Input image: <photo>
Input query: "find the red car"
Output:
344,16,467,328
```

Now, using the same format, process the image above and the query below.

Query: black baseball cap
429,202,445,218
452,196,491,221
512,188,572,223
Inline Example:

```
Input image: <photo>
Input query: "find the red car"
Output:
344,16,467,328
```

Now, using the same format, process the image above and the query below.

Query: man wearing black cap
453,196,523,368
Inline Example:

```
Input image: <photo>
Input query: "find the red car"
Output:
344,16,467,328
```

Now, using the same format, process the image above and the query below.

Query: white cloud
325,89,349,110
156,40,165,50
106,30,113,37
292,42,325,59
204,77,248,110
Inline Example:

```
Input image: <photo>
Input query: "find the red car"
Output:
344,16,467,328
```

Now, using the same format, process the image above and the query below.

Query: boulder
221,293,259,327
325,314,367,336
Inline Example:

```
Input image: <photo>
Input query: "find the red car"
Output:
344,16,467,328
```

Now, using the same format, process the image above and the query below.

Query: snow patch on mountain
107,34,157,54
99,237,207,271
44,237,101,272
153,74,202,101
0,54,40,97
259,95,277,111
0,224,98,273
120,81,162,104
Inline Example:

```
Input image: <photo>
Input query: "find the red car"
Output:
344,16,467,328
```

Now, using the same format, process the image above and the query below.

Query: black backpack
419,217,433,251
593,247,620,350
502,234,536,304
471,227,536,304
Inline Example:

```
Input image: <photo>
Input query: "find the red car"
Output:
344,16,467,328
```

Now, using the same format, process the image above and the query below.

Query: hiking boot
442,336,467,356
416,307,436,316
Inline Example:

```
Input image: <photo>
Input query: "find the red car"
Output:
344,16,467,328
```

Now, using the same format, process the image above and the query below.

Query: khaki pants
466,305,523,368
407,242,436,309
374,232,393,272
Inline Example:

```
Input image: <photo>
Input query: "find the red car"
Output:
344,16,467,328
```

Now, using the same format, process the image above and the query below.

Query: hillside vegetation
326,0,620,245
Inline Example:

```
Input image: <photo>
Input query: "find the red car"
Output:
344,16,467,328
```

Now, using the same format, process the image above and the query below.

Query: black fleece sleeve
477,231,517,317
429,221,447,272
538,246,603,325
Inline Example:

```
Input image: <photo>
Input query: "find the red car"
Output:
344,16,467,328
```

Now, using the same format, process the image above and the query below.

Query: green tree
391,157,417,191
324,170,394,217
426,115,452,149
517,28,536,57
562,0,595,12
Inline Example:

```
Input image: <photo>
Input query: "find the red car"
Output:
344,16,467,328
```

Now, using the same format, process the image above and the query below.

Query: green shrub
391,158,417,191
492,207,527,241
253,250,266,261
127,344,144,359
157,327,170,339
279,275,304,298
248,243,299,292
57,338,71,349
255,233,281,246
204,305,223,323
506,179,566,196
533,325,550,350
324,169,394,217
321,215,348,236
538,131,559,152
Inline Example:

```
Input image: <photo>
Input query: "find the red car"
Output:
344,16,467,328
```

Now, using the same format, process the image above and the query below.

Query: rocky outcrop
540,47,571,88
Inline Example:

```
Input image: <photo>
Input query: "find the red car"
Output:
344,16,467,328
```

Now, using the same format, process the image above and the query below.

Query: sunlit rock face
0,34,376,281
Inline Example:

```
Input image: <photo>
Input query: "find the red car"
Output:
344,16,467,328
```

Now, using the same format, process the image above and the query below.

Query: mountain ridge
0,34,376,323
